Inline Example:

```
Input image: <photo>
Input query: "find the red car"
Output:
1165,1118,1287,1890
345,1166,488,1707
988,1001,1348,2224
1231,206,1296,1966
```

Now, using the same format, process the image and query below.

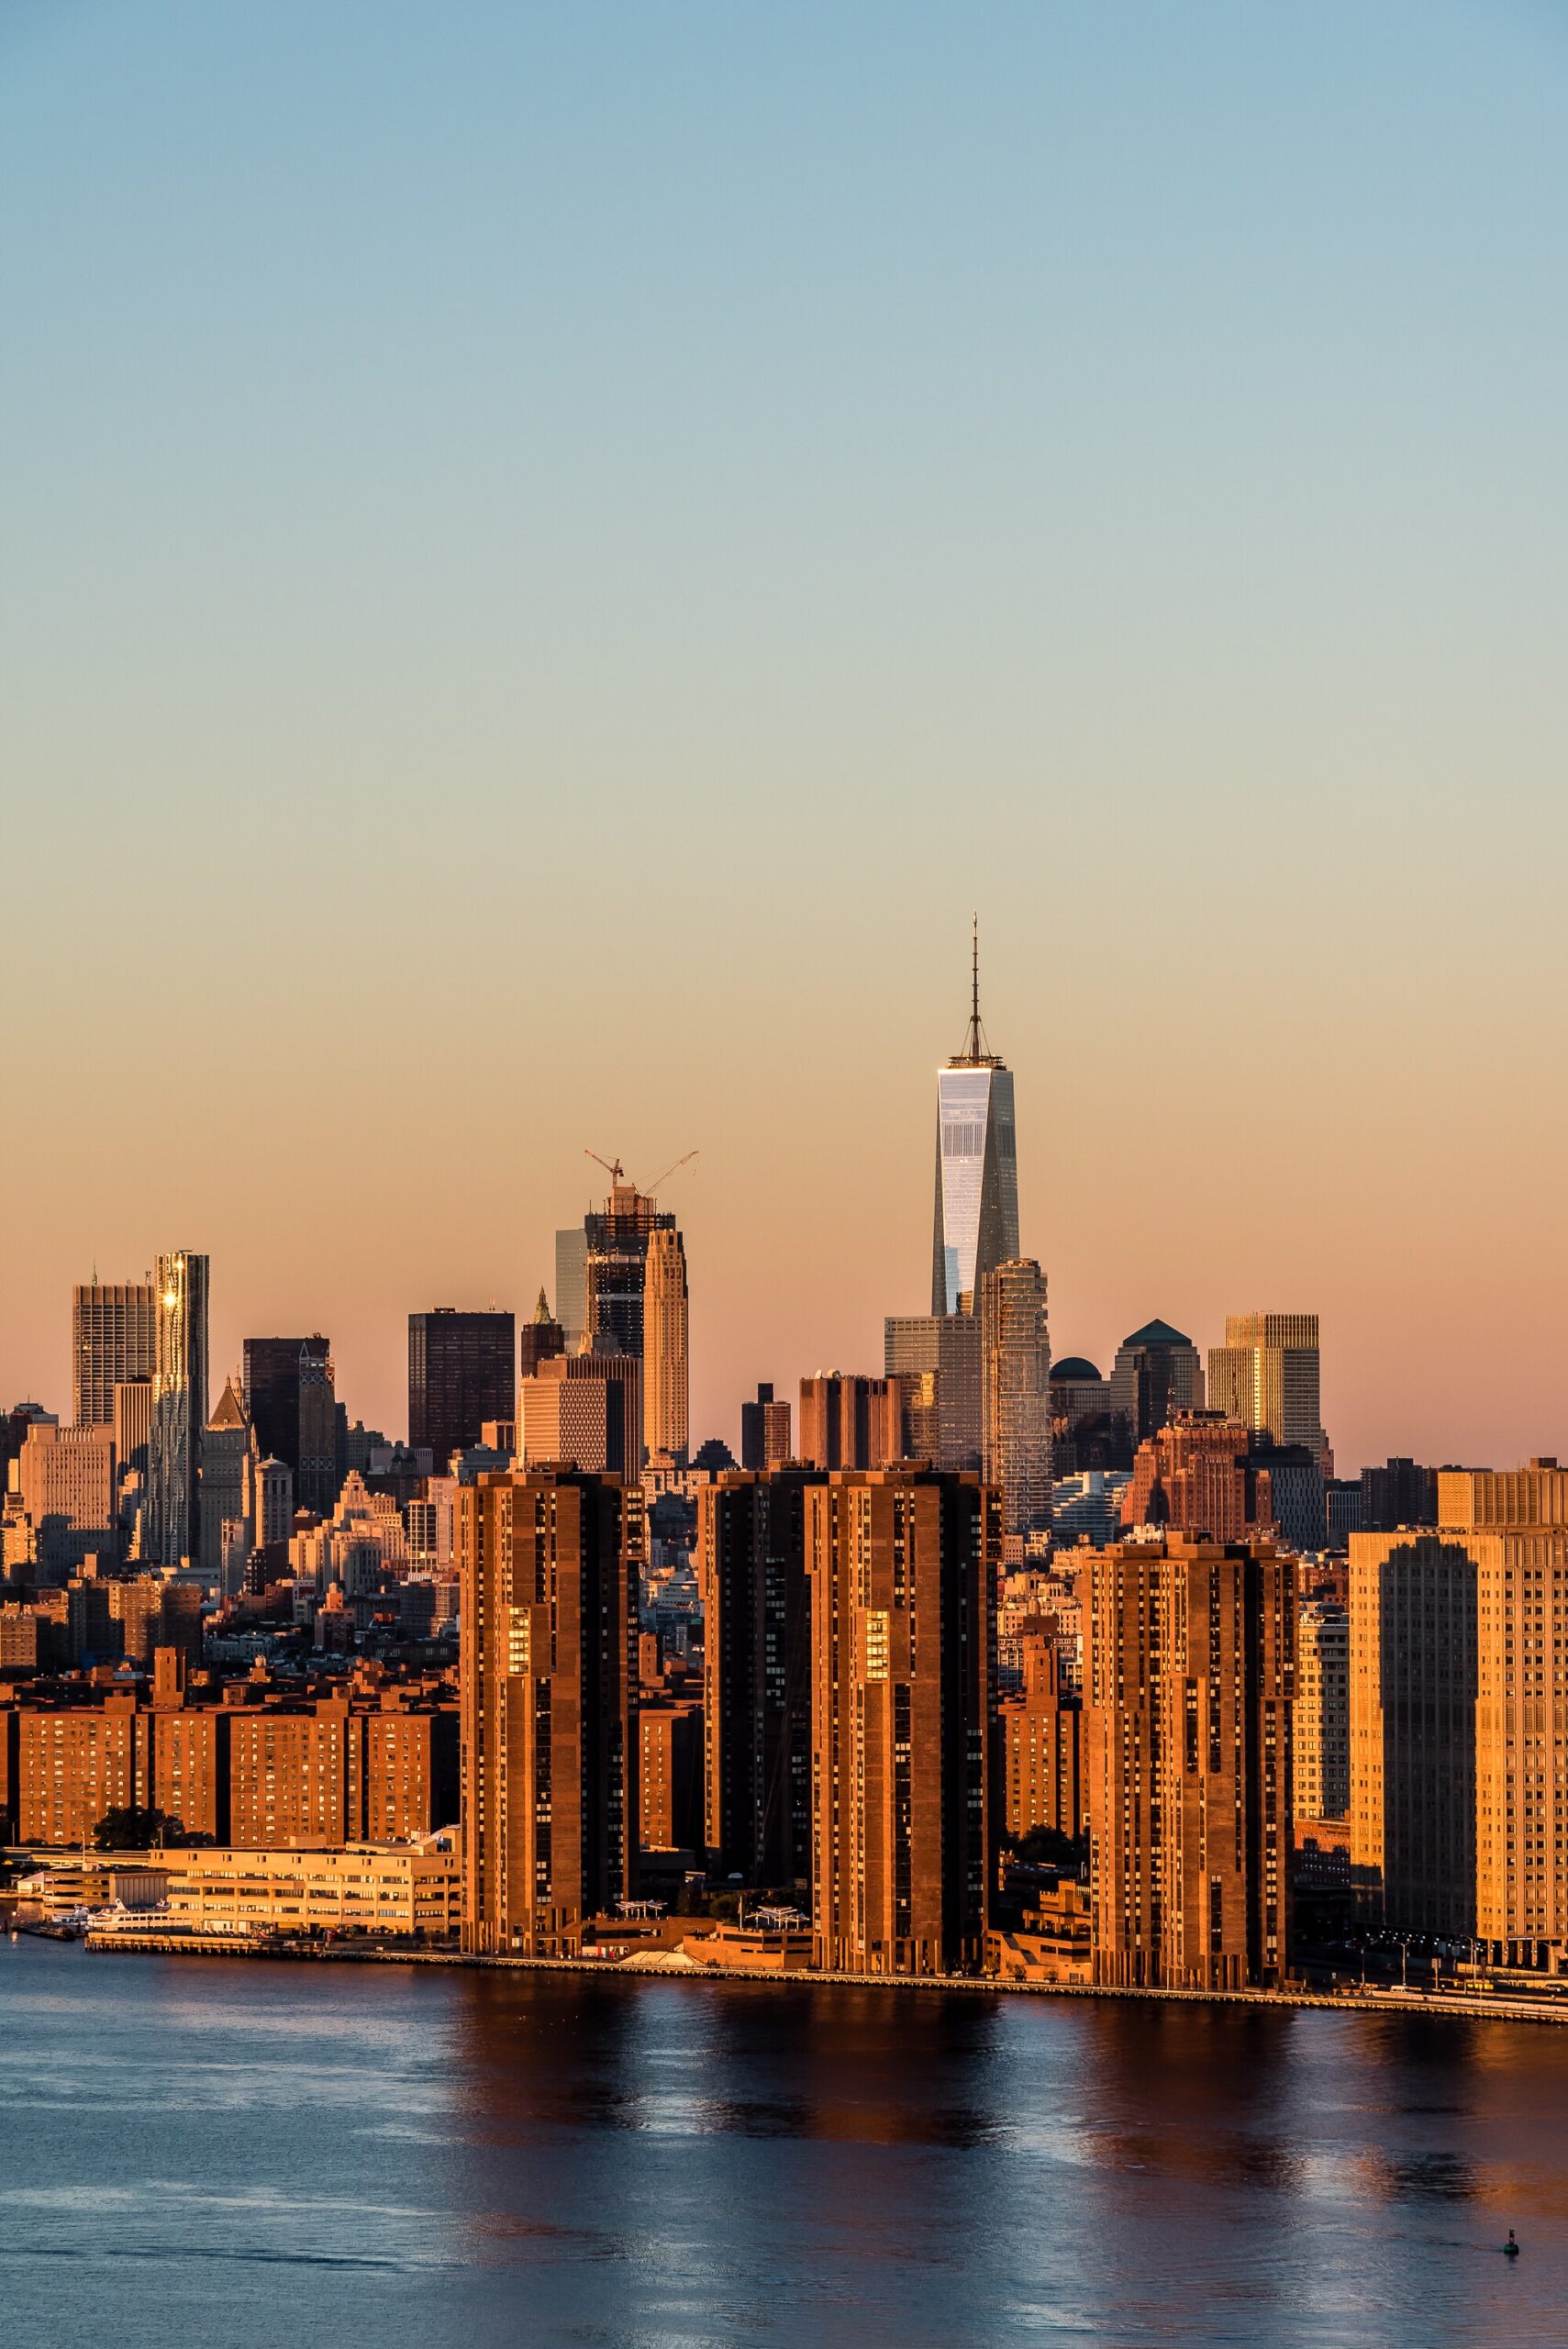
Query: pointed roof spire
533,1286,552,1323
951,913,1000,1066
207,1373,249,1432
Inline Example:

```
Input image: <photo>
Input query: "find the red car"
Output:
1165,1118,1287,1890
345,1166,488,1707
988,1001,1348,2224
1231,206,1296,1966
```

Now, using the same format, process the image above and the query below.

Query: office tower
884,1314,984,1469
797,1374,901,1472
72,1281,156,1427
999,1631,1082,1844
296,1346,339,1513
1361,1456,1438,1532
582,1175,676,1358
1351,1462,1568,1957
1296,1598,1350,1821
697,1468,826,1886
808,1465,998,1976
458,1467,641,1956
1246,1441,1327,1553
147,1251,209,1568
980,1258,1051,1538
643,1228,689,1462
15,1424,117,1572
931,926,1019,1316
1208,1313,1328,1470
1108,1319,1205,1446
408,1308,516,1471
197,1375,254,1577
247,1453,294,1548
554,1230,588,1349
518,1289,567,1380
1325,1478,1366,1548
113,1380,154,1475
1084,1535,1294,1990
242,1336,330,1478
740,1384,792,1471
896,1370,941,1464
517,1352,642,1476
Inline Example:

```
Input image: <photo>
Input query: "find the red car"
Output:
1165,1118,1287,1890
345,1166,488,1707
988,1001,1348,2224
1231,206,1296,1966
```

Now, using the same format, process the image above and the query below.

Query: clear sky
3,1,1566,1468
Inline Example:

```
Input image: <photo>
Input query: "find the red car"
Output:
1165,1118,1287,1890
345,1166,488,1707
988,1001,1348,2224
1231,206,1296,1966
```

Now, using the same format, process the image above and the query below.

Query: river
3,1938,1566,2345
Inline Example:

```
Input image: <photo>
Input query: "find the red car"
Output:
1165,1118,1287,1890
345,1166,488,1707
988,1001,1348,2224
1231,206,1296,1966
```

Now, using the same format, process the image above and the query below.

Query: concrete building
739,1384,793,1472
980,1257,1051,1538
156,1838,461,1941
796,1375,901,1473
998,1631,1081,1845
807,1465,997,1976
1296,1598,1350,1820
1351,1462,1568,1956
72,1281,157,1429
458,1467,641,1956
1084,1536,1294,1990
517,1351,642,1478
642,1227,689,1464
14,1422,117,1572
696,1468,825,1887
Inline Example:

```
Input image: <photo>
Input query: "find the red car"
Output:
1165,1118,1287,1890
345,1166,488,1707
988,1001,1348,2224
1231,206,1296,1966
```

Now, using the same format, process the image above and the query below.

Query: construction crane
584,1147,698,1196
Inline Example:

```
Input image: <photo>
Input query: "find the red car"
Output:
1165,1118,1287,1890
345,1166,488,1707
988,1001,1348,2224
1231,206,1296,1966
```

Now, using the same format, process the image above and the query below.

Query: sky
3,0,1566,1469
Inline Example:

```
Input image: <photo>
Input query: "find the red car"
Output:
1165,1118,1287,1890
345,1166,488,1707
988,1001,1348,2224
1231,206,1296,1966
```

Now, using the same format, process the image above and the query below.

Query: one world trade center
931,922,1019,1316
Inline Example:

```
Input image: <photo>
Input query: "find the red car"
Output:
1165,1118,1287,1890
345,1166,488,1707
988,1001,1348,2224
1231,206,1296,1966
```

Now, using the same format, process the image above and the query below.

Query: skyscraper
1084,1534,1294,1989
518,1289,566,1380
517,1350,643,1477
807,1465,997,1976
1350,1461,1568,1958
72,1281,156,1428
408,1308,516,1470
296,1346,339,1514
697,1467,825,1885
581,1174,676,1359
796,1374,901,1472
1208,1312,1328,1469
242,1336,330,1478
740,1384,792,1471
643,1227,689,1463
197,1375,254,1576
1296,1598,1350,1822
147,1251,209,1568
884,1313,984,1470
459,1466,641,1956
553,1230,588,1349
930,924,1019,1317
1108,1319,1205,1446
979,1257,1051,1538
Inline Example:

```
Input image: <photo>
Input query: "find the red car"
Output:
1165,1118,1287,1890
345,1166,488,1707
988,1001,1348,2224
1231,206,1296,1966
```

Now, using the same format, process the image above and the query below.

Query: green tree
91,1806,183,1852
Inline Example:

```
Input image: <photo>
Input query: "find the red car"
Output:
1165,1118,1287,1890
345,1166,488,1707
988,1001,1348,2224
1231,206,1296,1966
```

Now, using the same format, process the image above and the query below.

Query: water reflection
6,1943,1568,2347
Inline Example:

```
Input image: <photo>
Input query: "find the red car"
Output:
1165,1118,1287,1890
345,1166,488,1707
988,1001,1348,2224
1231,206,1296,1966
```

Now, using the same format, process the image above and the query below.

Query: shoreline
49,1932,1568,2026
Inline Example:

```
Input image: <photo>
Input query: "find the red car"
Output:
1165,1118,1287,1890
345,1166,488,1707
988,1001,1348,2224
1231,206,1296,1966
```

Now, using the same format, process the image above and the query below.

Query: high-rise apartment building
807,1465,997,1976
242,1338,329,1479
980,1257,1051,1538
998,1631,1081,1845
1208,1313,1328,1471
643,1228,689,1463
930,930,1019,1316
147,1251,209,1568
1351,1463,1568,1956
72,1281,156,1428
1109,1320,1205,1446
884,1313,984,1470
696,1468,826,1886
739,1384,793,1471
797,1375,901,1473
458,1467,641,1956
1296,1598,1350,1821
1084,1535,1294,1990
408,1309,515,1472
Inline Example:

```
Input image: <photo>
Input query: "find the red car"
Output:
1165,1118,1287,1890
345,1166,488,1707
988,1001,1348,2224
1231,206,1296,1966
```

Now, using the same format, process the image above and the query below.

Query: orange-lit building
998,1632,1081,1844
638,1696,703,1851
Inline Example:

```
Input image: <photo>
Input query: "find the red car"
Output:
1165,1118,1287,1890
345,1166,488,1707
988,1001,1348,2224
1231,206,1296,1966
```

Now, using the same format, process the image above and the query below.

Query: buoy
1505,2230,1520,2258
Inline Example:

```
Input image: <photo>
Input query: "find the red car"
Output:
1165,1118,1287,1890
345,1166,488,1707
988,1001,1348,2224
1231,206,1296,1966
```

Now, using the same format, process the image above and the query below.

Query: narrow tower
931,919,1019,1316
643,1226,690,1463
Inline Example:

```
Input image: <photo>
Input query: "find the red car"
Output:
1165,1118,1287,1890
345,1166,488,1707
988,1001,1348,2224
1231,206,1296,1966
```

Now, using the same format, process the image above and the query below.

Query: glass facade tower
930,931,1019,1316
148,1249,209,1568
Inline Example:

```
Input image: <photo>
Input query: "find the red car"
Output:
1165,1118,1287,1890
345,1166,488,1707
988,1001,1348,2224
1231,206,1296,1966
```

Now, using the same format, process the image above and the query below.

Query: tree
91,1806,183,1852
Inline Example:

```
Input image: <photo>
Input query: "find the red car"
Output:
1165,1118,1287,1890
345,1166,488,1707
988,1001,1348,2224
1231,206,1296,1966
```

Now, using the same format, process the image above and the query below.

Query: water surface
3,1938,1565,2345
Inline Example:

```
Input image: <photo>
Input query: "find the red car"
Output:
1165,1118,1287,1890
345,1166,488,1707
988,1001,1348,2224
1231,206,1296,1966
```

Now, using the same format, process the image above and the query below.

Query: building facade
642,1227,689,1463
930,940,1018,1316
72,1282,156,1429
147,1251,209,1569
408,1309,516,1472
979,1257,1051,1538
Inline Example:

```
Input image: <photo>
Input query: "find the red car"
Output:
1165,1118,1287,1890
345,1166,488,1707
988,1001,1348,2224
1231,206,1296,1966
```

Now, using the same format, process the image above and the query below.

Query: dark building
696,1469,827,1887
1109,1319,1205,1448
740,1383,793,1472
1048,1355,1127,1475
584,1179,675,1358
807,1466,998,1976
409,1309,516,1472
243,1338,331,1480
518,1289,567,1381
458,1467,640,1956
1361,1456,1439,1533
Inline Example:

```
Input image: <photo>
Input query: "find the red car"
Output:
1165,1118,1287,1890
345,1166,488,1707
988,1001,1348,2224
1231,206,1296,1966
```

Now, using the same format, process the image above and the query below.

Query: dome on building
1049,1356,1103,1384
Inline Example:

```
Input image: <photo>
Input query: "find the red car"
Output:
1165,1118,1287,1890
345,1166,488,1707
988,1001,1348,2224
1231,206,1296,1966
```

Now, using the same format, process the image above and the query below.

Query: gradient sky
4,2,1567,1468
